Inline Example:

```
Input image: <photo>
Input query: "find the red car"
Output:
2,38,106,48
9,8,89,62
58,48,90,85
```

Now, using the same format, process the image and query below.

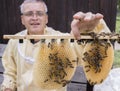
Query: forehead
22,2,45,12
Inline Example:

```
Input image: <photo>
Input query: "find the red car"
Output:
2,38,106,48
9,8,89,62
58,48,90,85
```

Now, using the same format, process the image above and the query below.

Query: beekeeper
0,0,112,91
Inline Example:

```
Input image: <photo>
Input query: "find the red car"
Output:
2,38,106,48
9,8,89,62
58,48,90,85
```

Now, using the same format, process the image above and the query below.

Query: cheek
22,18,30,26
39,19,47,27
22,18,26,25
41,16,48,24
21,16,29,25
45,16,48,24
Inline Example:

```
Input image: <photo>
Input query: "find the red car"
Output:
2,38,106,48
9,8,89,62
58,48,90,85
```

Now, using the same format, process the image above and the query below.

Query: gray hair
20,0,48,13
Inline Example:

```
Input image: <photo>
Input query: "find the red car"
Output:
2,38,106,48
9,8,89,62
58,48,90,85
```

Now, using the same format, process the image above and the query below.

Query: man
0,0,111,91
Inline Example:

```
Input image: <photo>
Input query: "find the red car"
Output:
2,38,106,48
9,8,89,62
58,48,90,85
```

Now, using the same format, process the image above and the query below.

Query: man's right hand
71,12,103,40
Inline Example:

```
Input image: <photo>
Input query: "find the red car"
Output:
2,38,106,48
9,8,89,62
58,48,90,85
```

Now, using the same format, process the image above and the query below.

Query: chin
30,30,43,35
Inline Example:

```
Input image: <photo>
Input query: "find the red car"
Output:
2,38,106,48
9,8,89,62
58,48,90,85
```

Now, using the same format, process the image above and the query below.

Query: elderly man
1,0,111,91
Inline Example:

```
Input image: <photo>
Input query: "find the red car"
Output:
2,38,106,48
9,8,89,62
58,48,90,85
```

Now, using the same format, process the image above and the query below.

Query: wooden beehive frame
3,32,120,40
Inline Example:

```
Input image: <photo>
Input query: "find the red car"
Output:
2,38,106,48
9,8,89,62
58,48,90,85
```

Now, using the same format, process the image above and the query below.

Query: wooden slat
3,34,120,40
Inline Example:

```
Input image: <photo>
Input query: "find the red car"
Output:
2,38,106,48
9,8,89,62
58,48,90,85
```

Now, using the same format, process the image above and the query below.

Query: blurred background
114,0,120,68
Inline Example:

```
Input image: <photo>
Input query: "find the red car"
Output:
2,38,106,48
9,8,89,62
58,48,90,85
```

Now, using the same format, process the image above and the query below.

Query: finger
90,13,103,23
84,12,103,22
71,19,81,40
71,19,79,28
73,12,85,21
84,12,94,21
95,13,104,19
72,28,81,40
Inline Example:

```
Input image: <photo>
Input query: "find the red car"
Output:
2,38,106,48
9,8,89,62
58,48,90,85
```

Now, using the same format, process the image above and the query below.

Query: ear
21,15,25,25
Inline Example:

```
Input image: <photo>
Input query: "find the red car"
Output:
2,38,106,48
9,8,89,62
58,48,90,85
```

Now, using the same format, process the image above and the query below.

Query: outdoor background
0,0,119,90
114,0,120,68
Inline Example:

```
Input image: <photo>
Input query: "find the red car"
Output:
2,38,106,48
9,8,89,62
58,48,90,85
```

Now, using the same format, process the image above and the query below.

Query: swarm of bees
4,32,119,88
81,32,114,85
32,39,78,89
28,32,116,87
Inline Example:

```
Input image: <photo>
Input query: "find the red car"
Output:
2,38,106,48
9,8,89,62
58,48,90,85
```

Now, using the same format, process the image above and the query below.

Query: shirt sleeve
0,40,17,91
73,19,112,66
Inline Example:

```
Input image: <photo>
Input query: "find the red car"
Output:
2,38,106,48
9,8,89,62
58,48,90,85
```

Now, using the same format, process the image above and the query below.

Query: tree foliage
118,0,120,10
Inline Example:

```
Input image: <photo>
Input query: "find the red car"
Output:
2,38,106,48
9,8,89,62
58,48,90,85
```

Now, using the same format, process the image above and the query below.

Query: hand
4,88,12,91
71,12,103,40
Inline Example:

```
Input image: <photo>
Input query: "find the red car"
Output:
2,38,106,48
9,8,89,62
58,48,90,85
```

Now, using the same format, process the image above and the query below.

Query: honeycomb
82,40,114,85
33,39,77,90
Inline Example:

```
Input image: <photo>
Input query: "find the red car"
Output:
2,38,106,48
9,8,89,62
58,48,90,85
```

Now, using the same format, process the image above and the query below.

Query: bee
54,80,61,84
90,82,94,85
49,62,54,65
61,80,70,87
85,65,91,72
65,58,74,68
85,65,91,68
48,53,54,61
94,81,97,85
48,39,57,49
72,60,77,62
88,79,91,84
62,70,67,78
69,65,74,68
48,42,51,48
89,32,97,39
86,69,90,73
77,39,88,45
101,32,106,37
100,79,103,83
49,69,54,79
44,79,49,83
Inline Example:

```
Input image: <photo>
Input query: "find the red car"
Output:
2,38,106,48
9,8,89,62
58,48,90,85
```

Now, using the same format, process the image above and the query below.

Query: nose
31,13,39,20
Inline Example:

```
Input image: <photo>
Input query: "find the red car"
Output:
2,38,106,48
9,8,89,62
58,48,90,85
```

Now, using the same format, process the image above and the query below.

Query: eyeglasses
22,11,47,17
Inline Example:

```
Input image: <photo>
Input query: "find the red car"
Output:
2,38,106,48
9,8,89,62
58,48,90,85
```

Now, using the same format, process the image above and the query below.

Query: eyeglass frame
21,11,47,17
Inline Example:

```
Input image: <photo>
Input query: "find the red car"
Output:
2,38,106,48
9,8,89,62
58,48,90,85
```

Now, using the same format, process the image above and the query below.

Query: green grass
116,15,120,33
113,13,120,68
113,50,120,68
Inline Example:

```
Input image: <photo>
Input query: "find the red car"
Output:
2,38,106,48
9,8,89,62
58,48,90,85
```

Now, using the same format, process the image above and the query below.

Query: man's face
21,2,48,35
